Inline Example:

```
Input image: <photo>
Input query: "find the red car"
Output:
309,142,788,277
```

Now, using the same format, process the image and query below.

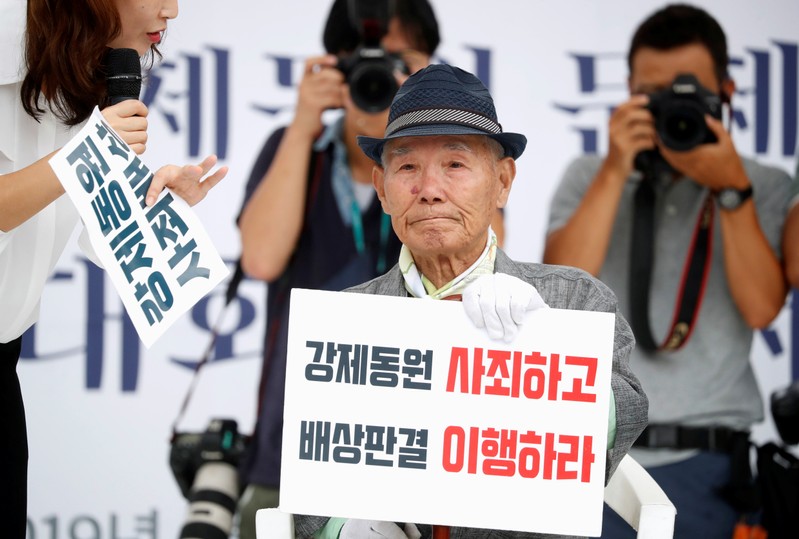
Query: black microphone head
106,48,142,105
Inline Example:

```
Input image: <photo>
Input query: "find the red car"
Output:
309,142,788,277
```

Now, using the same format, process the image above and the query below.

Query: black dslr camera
648,73,723,151
771,380,799,445
635,73,724,175
170,418,248,538
337,0,408,113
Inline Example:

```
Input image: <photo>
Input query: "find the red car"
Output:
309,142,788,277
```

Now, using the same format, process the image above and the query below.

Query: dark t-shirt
237,126,402,486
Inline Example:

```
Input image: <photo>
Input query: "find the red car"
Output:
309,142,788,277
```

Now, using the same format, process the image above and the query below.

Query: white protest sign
49,107,229,348
282,288,615,536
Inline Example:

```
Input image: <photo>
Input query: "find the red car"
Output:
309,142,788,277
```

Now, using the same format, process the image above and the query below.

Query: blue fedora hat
357,64,527,163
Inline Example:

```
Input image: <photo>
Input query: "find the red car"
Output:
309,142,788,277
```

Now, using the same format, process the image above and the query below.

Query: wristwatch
715,185,753,211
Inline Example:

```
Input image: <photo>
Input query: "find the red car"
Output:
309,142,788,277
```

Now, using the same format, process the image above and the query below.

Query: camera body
647,73,723,151
771,380,799,445
336,0,407,113
635,73,723,175
337,46,407,113
170,418,248,539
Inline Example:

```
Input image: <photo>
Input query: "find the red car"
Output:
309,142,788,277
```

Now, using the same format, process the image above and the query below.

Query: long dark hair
21,0,159,126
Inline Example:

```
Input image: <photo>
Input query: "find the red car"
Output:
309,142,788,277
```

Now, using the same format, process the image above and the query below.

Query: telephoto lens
178,461,239,539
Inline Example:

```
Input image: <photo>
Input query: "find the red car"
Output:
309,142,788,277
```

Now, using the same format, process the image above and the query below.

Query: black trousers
1,337,27,539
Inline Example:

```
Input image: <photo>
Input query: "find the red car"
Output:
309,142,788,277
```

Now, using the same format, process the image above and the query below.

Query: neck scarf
400,228,498,300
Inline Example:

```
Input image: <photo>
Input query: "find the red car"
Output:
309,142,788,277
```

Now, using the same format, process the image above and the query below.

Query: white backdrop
20,1,798,538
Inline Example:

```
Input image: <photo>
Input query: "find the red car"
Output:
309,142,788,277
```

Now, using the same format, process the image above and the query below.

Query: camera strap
170,260,245,441
629,177,715,351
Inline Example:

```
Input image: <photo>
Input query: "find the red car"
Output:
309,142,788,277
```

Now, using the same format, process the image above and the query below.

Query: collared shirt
399,228,498,299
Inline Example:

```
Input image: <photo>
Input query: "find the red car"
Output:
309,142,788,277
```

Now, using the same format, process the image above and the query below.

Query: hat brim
358,124,527,164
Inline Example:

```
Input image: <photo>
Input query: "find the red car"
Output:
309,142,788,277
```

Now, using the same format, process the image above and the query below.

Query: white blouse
0,2,88,343
0,82,87,343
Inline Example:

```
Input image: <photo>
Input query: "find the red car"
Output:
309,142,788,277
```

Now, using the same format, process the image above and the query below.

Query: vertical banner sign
282,289,615,537
49,107,229,347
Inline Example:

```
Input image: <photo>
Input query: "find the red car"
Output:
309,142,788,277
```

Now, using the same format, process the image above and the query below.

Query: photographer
544,4,792,538
236,1,444,537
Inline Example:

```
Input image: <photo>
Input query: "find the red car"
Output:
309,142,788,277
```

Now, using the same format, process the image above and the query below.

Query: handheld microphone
106,48,142,105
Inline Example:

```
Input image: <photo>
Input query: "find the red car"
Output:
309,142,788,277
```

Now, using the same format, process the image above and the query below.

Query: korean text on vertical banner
49,107,229,348
281,288,615,537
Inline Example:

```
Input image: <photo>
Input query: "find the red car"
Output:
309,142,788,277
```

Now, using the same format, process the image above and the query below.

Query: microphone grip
107,74,143,105
105,48,142,105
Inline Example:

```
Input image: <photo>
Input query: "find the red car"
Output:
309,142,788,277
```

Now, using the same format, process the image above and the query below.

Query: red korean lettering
522,351,546,399
543,432,557,480
548,353,562,401
442,426,465,472
556,434,580,480
562,356,598,403
446,347,469,394
484,349,521,398
468,426,479,474
481,428,517,476
518,430,543,478
581,435,595,483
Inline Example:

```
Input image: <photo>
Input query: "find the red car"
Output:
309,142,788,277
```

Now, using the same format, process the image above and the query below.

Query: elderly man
294,64,648,539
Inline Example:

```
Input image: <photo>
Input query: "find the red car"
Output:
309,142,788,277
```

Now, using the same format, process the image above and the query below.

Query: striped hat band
385,108,503,138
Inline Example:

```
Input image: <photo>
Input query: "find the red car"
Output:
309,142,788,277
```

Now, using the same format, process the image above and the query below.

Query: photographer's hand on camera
292,55,345,139
657,113,749,192
657,113,787,328
543,94,656,275
239,55,344,282
605,94,657,180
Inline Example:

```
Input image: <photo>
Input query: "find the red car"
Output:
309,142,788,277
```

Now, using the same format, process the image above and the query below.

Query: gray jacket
295,249,648,539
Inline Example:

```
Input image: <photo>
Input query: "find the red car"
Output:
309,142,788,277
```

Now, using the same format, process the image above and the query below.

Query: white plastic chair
603,454,677,538
255,506,295,538
255,454,676,538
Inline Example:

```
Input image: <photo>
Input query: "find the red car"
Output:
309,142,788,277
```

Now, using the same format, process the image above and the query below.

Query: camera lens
660,104,706,151
348,61,398,113
179,462,239,539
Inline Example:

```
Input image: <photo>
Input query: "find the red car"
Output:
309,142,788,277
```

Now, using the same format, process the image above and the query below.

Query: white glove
339,519,421,539
462,273,549,342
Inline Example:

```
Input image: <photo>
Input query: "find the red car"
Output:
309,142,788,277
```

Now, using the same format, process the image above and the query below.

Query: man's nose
415,168,446,203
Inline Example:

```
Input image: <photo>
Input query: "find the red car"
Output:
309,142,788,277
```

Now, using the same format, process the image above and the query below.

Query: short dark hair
323,0,440,56
628,3,729,85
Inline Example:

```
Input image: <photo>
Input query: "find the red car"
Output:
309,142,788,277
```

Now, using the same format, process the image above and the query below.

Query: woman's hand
100,100,149,155
146,154,228,207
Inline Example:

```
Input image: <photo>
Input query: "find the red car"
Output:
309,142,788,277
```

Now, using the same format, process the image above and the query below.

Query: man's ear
720,78,735,105
372,165,390,214
496,157,516,208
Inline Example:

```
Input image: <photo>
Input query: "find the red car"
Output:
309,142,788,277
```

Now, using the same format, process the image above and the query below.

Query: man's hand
340,519,421,539
604,94,657,179
659,114,750,190
101,100,149,155
462,273,549,343
146,154,228,207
